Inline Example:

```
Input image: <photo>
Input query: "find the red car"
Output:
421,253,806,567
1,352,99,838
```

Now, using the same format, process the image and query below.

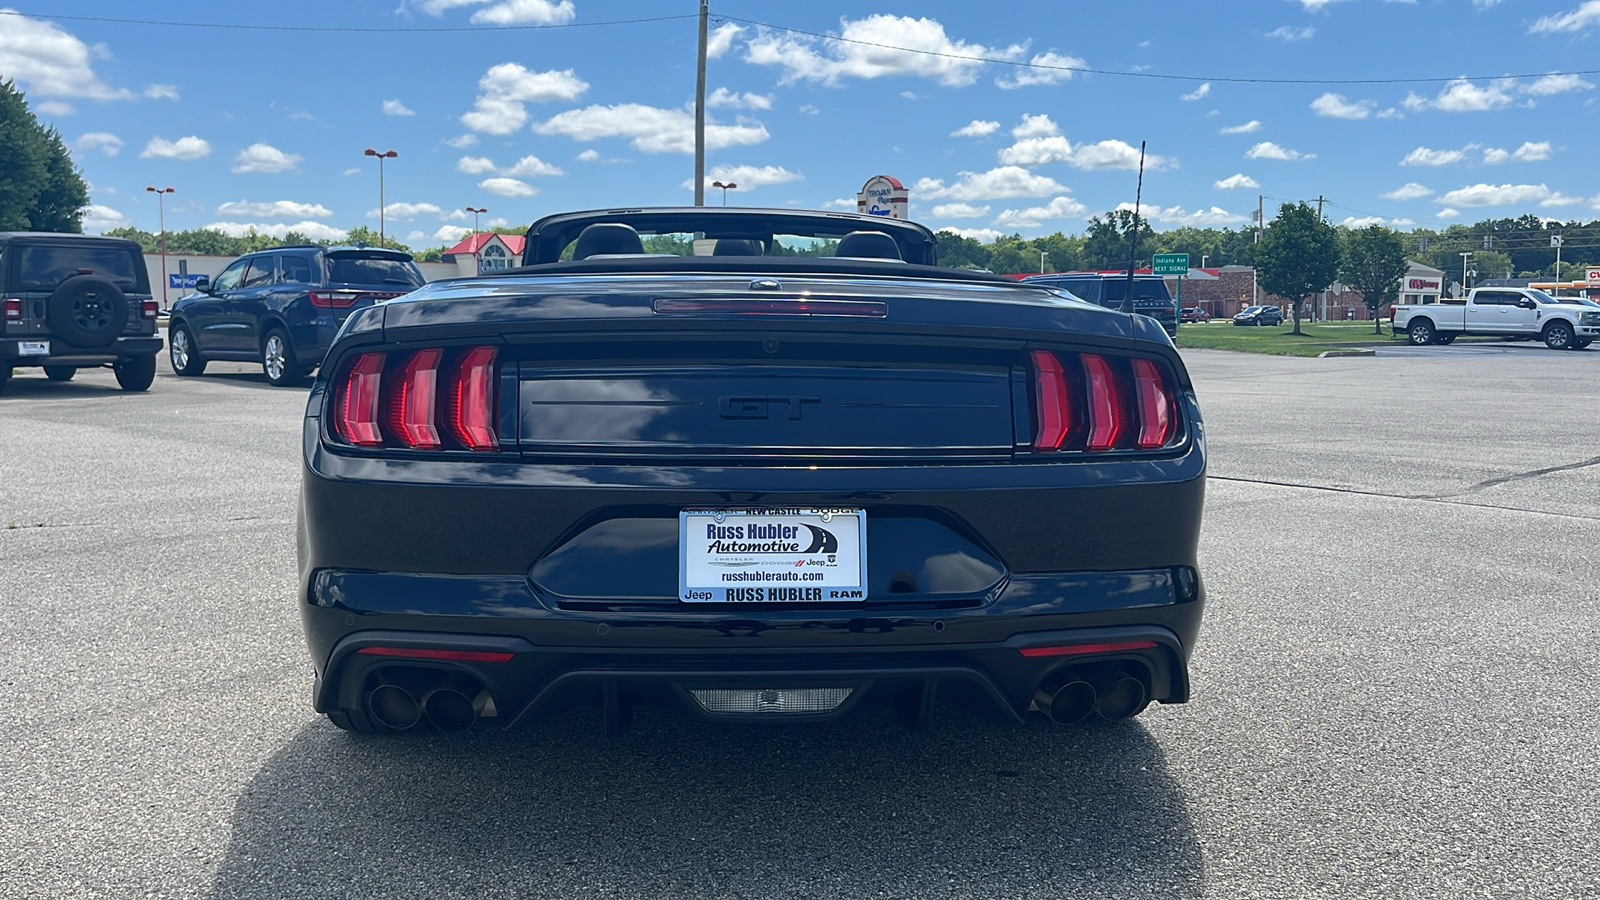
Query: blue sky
5,0,1600,247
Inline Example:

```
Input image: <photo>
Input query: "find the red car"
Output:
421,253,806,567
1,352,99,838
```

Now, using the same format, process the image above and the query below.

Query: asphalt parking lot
1,346,1597,899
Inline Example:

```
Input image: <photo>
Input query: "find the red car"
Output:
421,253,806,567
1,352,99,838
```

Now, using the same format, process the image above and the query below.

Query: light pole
1040,250,1048,274
364,148,398,245
1552,234,1564,295
1201,254,1209,269
1459,251,1472,295
145,186,174,310
465,206,487,274
711,180,737,206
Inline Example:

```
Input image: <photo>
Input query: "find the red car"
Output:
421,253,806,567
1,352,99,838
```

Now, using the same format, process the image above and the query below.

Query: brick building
1166,260,1444,322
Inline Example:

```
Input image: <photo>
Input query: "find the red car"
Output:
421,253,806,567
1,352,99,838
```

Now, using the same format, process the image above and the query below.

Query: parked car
166,246,426,386
1021,272,1179,338
1180,307,1211,323
0,231,161,394
1232,305,1284,327
1391,288,1600,349
298,207,1207,736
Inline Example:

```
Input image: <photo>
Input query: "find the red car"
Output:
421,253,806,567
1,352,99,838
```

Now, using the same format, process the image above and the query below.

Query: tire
261,327,308,386
1407,320,1436,346
44,365,77,382
1543,321,1575,351
46,276,129,349
113,355,156,392
1577,339,1593,350
1434,334,1456,345
0,366,10,395
168,323,206,376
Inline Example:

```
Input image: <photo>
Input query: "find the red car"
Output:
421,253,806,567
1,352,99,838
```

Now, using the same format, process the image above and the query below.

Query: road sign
1152,253,1189,275
169,273,203,289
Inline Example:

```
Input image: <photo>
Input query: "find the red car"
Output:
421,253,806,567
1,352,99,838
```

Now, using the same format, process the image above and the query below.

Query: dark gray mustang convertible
296,208,1206,735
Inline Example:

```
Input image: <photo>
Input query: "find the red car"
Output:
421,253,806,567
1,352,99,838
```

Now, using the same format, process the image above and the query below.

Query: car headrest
572,223,644,259
712,239,765,256
835,230,902,261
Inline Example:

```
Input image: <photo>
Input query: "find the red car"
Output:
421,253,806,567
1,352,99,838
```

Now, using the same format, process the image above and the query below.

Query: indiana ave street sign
1152,253,1189,275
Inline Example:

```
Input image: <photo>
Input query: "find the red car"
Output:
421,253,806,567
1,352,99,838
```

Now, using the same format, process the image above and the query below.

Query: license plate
18,341,49,356
679,508,868,603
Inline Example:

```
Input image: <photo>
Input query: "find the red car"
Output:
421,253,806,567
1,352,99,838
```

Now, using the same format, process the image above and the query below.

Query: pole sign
856,175,908,219
1587,267,1600,288
169,273,204,289
1152,253,1189,275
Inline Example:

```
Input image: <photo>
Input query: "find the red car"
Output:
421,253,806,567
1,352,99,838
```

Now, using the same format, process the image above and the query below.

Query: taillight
1081,354,1127,451
142,301,159,319
1028,351,1178,454
334,352,386,446
310,291,359,309
386,349,442,448
446,346,499,451
1130,358,1174,448
2,299,20,319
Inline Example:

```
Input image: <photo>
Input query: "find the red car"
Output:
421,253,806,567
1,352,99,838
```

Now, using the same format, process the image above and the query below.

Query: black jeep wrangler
0,232,162,394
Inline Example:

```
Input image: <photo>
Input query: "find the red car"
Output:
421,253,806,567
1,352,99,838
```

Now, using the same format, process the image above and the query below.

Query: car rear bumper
0,335,162,365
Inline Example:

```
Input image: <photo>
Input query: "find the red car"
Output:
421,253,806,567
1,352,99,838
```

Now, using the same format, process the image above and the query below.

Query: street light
1459,251,1472,295
145,186,174,310
363,148,398,245
1040,249,1048,274
711,180,737,206
465,206,487,274
1201,254,1209,269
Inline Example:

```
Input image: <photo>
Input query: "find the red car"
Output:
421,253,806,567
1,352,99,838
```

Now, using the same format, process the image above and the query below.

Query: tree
341,225,409,251
1338,224,1409,334
1082,210,1155,271
30,125,89,232
934,231,991,270
0,79,49,231
1256,202,1340,335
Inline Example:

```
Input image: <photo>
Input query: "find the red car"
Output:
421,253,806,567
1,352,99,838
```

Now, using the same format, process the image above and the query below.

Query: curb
1319,348,1376,358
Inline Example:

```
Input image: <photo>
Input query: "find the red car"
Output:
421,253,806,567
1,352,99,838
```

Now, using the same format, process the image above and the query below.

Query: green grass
1176,321,1394,357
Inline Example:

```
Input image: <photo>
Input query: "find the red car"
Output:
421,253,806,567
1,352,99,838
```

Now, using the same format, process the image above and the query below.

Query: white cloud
232,143,302,174
1382,182,1433,200
707,87,774,110
1529,1,1600,34
536,104,769,153
1540,192,1587,207
216,200,333,219
1341,216,1389,228
1310,92,1374,119
1401,146,1468,166
382,99,416,116
80,204,129,230
0,9,141,99
1376,107,1402,119
996,51,1086,89
469,0,576,26
1214,173,1259,190
1219,120,1262,134
685,164,804,191
1266,25,1315,40
929,203,990,219
1245,141,1314,161
576,149,600,162
1180,82,1211,101
1435,183,1553,207
1437,208,1460,219
434,225,473,242
205,221,349,241
366,202,445,221
999,135,1167,171
744,14,1025,87
486,217,509,228
504,154,562,176
936,226,1005,242
140,135,211,160
461,64,589,134
35,100,73,116
707,22,745,59
798,104,820,115
479,177,537,197
75,132,122,156
997,136,1073,166
1012,113,1060,139
952,119,1000,137
1521,73,1595,96
342,167,362,176
1482,141,1552,164
143,85,179,101
1406,78,1517,113
444,133,479,148
915,166,1067,201
1144,205,1249,227
993,196,1089,229
456,156,500,174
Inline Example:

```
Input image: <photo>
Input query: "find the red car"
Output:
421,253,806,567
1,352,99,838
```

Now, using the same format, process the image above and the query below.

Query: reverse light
1030,349,1070,451
1081,354,1127,451
355,646,515,663
446,346,499,451
387,348,442,448
1018,640,1158,658
334,352,386,446
1131,358,1174,449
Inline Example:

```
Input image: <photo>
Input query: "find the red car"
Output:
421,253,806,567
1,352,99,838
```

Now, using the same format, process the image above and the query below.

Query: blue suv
1021,272,1179,339
167,246,425,386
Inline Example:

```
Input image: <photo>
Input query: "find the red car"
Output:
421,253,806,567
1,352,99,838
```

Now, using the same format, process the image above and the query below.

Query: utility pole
1122,141,1147,314
1253,195,1263,306
1316,196,1327,323
693,0,708,207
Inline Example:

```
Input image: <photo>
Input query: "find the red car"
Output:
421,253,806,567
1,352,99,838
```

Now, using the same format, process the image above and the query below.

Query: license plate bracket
679,508,868,603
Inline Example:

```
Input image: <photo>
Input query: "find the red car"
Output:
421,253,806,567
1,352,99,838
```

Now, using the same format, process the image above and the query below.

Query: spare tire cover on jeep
47,275,129,349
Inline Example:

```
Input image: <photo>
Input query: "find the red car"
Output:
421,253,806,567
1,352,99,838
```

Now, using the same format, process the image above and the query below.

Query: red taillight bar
1030,349,1070,451
334,352,386,446
310,290,360,309
2,299,20,319
355,646,515,663
1131,358,1174,449
1018,640,1158,658
447,346,499,451
387,348,442,449
1080,354,1127,451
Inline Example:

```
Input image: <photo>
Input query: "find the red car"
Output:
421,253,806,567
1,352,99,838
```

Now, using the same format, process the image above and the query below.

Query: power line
717,14,1600,86
0,9,698,33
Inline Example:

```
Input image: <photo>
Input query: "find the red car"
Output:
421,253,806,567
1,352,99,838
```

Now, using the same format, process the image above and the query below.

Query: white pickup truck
1391,287,1600,350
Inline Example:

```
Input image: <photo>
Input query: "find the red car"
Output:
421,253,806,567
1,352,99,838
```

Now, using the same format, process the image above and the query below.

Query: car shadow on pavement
210,705,1202,899
0,371,134,397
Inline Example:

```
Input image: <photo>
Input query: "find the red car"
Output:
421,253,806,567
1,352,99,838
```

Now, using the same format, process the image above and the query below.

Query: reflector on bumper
690,687,853,714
